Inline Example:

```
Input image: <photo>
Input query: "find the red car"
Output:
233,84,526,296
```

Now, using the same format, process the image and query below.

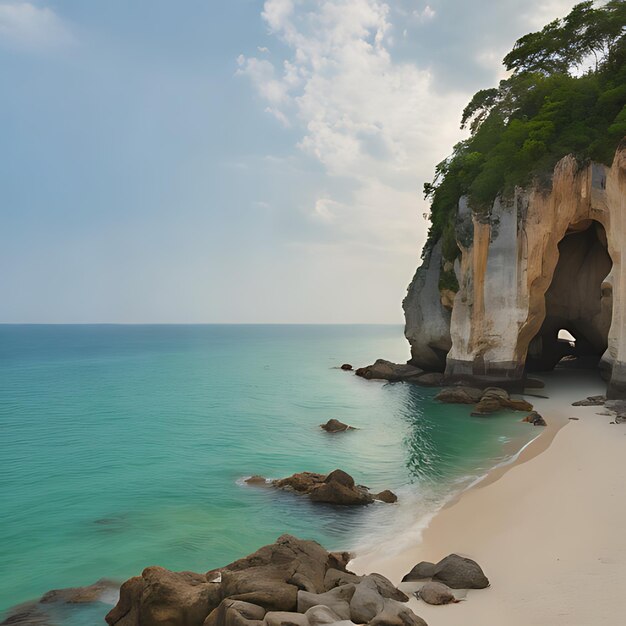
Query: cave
525,220,613,374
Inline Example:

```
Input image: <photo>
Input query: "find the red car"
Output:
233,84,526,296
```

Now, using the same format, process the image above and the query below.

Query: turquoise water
0,325,535,621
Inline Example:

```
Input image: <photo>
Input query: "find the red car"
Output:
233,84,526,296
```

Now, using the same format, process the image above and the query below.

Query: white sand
351,370,626,626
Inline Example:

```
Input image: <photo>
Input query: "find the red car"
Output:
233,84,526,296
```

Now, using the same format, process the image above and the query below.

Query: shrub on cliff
424,0,626,260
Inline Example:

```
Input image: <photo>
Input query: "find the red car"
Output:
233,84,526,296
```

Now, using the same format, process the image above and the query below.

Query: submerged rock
431,554,489,589
522,411,547,426
245,475,270,486
401,562,436,582
320,419,354,433
416,582,458,605
435,387,483,404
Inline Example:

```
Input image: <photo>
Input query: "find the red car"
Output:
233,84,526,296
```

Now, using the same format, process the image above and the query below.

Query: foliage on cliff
425,0,626,260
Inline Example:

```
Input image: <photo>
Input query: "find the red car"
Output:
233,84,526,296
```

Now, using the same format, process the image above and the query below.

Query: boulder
263,612,309,626
349,579,384,623
432,554,489,589
320,419,353,433
107,535,338,626
435,387,483,404
323,570,361,592
522,411,547,426
273,470,379,506
401,562,436,582
340,364,353,371
105,567,220,626
374,490,397,504
273,472,325,494
362,574,408,603
355,360,424,383
471,388,534,415
416,582,458,605
204,600,266,626
303,605,343,626
368,598,428,626
296,585,356,620
572,395,606,406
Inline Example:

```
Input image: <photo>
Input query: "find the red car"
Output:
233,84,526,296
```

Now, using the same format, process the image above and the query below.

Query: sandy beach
351,369,626,626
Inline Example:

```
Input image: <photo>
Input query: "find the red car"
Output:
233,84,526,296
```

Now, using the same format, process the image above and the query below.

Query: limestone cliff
404,140,626,397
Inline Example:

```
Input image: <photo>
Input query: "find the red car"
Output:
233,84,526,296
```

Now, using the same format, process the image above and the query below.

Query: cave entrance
526,220,613,373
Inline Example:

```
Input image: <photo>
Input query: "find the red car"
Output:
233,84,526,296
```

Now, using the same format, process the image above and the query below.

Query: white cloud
238,0,467,257
0,2,72,51
413,5,436,22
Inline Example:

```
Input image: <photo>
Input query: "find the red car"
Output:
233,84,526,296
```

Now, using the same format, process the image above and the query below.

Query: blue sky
0,0,577,323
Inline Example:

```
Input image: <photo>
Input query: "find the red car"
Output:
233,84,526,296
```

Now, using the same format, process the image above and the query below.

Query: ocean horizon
0,324,536,622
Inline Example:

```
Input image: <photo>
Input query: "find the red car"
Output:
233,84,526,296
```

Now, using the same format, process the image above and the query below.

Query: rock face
402,144,626,397
403,240,452,372
105,536,427,626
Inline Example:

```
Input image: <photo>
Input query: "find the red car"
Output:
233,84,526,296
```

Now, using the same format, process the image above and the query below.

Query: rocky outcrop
403,142,626,397
105,536,427,626
253,470,396,506
354,360,443,386
403,241,452,372
522,411,547,426
434,386,533,415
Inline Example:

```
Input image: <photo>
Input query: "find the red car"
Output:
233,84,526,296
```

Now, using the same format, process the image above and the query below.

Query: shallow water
0,325,536,620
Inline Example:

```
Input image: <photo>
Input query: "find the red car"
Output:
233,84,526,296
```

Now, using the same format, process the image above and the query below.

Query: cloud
238,0,467,258
0,2,72,51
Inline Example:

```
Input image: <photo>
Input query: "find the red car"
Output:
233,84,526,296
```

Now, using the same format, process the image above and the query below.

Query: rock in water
435,387,483,404
522,411,547,426
355,360,424,382
272,469,396,506
401,562,436,582
432,554,489,589
374,490,398,504
340,364,353,371
417,582,458,605
320,419,353,433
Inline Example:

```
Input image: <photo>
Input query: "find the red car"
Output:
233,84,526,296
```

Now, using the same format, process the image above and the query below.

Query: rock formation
105,535,427,626
403,143,626,397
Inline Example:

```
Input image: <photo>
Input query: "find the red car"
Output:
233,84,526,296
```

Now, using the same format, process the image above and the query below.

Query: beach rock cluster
354,360,444,387
268,469,396,506
105,535,428,626
434,386,533,416
401,554,489,607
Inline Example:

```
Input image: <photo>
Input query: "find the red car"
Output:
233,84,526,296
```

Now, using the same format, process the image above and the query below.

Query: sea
0,325,537,623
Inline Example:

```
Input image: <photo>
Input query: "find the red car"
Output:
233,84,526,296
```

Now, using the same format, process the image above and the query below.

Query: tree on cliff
424,0,626,261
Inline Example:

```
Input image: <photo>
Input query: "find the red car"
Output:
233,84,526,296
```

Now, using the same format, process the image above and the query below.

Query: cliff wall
405,141,626,397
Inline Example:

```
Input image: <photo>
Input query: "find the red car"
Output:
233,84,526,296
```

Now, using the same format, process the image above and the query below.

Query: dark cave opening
525,220,613,374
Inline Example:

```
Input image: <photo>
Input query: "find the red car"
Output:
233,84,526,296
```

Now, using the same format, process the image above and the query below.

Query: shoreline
350,368,626,625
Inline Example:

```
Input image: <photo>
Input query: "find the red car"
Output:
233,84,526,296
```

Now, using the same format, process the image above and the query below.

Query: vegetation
424,1,626,261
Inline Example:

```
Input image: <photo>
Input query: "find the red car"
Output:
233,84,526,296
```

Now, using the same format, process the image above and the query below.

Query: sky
0,0,579,324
